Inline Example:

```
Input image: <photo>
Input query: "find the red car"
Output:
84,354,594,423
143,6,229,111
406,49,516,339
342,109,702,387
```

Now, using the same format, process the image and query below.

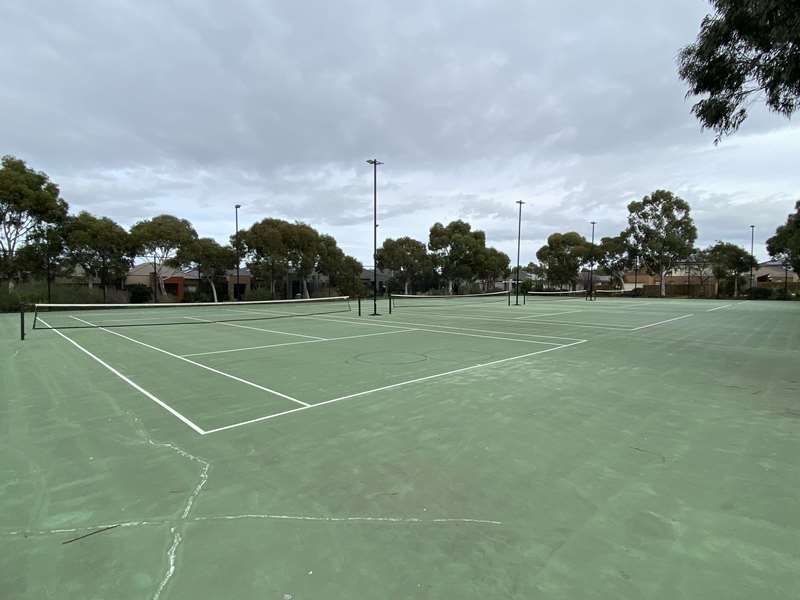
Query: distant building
360,268,391,295
126,263,200,302
755,260,798,284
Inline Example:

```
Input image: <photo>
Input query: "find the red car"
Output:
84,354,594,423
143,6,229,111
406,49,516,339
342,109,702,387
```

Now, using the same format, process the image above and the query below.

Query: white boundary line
213,305,583,342
308,314,585,342
488,318,631,331
69,316,308,407
515,310,584,320
184,316,326,340
630,313,694,331
707,304,732,312
182,329,419,357
197,306,573,344
36,317,206,434
202,339,588,435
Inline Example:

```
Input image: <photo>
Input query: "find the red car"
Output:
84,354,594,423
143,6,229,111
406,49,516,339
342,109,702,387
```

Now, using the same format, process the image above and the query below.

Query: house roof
758,260,793,269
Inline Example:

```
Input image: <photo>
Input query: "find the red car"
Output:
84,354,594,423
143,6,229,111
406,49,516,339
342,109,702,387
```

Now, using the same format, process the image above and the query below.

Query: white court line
385,310,631,331
515,310,584,320
204,305,576,344
311,313,585,342
307,314,568,345
183,316,326,340
182,329,419,357
707,304,732,312
630,313,694,331
489,318,631,331
68,316,308,407
36,317,206,434
203,339,588,434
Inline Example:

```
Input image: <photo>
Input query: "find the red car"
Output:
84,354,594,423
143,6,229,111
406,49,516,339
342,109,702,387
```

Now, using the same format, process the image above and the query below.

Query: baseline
68,316,307,407
37,317,205,434
630,313,694,331
707,304,732,312
184,316,326,340
182,328,419,358
203,339,587,434
308,314,580,343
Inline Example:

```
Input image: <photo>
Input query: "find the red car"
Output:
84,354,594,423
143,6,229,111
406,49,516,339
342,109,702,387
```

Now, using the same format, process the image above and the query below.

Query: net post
20,305,25,341
388,291,392,314
508,291,511,306
358,296,361,317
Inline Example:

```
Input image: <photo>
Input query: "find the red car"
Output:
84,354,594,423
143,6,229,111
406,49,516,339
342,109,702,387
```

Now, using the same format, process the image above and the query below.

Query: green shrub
183,289,213,303
773,288,798,301
1,281,110,312
244,287,274,301
749,287,773,300
127,284,152,303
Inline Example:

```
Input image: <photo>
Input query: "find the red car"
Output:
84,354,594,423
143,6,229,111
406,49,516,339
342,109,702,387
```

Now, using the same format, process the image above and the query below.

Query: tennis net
524,290,586,303
31,296,352,330
390,291,510,309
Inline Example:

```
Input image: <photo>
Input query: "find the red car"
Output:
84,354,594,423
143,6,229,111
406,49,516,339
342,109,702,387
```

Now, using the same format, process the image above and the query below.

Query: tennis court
3,294,800,599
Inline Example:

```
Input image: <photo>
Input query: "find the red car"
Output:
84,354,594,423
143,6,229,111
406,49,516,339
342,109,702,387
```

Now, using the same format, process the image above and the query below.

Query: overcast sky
2,0,798,265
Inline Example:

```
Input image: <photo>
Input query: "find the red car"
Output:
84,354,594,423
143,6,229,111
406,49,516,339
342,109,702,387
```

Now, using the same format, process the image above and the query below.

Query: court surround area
2,293,799,599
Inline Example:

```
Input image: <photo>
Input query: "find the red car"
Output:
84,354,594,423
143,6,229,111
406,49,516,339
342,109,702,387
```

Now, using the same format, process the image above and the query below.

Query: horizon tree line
2,155,799,303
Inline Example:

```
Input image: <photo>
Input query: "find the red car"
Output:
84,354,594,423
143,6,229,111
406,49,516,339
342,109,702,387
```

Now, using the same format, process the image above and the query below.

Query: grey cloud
2,0,799,266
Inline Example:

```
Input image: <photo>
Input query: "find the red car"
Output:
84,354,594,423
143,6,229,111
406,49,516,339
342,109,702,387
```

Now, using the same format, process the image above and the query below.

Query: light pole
235,204,241,301
749,224,755,295
367,159,383,315
515,200,525,306
588,221,596,300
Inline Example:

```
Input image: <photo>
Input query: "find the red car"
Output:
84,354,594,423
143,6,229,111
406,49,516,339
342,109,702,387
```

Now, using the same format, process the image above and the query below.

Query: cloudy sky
2,0,798,265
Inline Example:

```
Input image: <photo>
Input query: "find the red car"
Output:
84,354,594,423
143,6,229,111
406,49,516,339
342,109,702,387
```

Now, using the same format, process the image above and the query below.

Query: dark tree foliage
766,200,800,273
678,0,800,140
535,232,590,290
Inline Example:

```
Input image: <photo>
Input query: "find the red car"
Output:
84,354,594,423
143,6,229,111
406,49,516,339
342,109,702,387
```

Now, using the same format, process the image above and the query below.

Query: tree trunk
209,277,219,302
734,274,738,298
660,270,666,297
302,278,310,299
404,280,409,294
152,260,159,302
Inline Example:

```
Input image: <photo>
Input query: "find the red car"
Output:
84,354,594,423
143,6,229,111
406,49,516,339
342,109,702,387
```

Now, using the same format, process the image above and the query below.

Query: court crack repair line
4,514,503,539
4,423,503,594
128,413,210,600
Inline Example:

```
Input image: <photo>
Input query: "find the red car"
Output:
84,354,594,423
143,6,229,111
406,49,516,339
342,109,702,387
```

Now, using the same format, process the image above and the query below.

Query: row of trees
0,155,364,302
531,190,800,298
3,154,799,302
376,220,511,294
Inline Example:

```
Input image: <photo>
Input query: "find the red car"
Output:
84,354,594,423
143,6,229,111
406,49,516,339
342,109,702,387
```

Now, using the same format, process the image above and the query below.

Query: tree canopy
428,220,507,293
65,212,132,299
0,155,68,287
376,237,432,294
625,190,697,296
678,0,800,140
708,241,758,297
171,237,236,302
766,200,800,274
595,235,632,289
535,232,590,290
130,214,198,300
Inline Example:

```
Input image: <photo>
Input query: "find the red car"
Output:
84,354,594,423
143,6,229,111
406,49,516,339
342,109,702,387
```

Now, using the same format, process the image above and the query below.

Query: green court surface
2,297,799,599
